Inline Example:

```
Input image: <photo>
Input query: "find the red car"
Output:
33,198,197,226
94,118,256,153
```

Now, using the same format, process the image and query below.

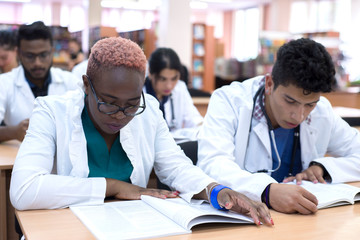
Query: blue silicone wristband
210,184,232,210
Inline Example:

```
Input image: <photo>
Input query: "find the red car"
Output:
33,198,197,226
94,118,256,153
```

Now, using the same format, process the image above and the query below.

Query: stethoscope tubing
168,94,176,130
244,83,299,174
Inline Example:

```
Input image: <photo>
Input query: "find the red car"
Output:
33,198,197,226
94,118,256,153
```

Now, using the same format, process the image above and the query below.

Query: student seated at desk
197,38,360,215
9,37,273,226
0,21,80,142
144,48,203,141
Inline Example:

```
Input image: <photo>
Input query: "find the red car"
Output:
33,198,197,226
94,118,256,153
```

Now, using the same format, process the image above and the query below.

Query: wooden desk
322,91,360,109
192,97,210,117
16,182,360,240
0,140,20,240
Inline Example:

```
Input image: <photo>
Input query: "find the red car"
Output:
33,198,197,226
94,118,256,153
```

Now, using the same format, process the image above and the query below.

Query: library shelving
191,23,215,92
118,28,156,59
0,23,19,31
50,26,71,69
256,31,293,76
88,26,118,50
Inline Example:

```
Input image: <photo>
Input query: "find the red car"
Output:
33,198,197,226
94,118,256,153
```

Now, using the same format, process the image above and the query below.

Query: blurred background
0,0,358,92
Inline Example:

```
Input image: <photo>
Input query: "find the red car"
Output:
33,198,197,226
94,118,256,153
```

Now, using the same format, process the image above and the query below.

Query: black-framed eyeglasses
86,75,146,116
20,50,52,62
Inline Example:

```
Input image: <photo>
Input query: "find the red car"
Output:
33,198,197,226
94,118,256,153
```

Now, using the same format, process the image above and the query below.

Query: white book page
70,200,189,240
285,181,360,209
141,195,254,230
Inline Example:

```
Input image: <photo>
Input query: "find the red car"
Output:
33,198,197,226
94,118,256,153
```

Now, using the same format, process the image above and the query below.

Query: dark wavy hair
17,21,53,47
148,47,182,80
271,38,336,93
0,29,17,50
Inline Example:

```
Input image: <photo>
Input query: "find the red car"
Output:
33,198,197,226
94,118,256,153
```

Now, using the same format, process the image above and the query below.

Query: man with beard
0,21,80,142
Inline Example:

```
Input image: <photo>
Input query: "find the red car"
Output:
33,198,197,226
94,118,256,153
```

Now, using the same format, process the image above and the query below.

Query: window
233,7,259,61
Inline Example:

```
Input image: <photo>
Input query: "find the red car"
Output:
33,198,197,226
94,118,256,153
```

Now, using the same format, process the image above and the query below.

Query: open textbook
285,181,360,209
70,195,254,240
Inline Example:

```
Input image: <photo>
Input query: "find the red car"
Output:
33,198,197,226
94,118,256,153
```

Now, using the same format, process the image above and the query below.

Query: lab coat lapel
120,122,141,183
235,107,252,162
14,66,35,102
300,121,318,165
68,94,88,177
253,121,272,157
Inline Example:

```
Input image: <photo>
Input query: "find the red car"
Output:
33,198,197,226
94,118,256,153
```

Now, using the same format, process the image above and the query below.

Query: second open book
70,195,254,240
285,181,360,209
70,182,360,239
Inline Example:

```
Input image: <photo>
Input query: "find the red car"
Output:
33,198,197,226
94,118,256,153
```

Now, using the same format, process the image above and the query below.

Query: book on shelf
193,59,204,72
70,195,254,240
285,181,360,209
192,75,203,89
193,24,205,40
193,43,205,56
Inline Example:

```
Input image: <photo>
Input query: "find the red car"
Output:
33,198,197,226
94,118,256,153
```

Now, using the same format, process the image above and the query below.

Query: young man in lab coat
197,38,360,214
0,21,80,142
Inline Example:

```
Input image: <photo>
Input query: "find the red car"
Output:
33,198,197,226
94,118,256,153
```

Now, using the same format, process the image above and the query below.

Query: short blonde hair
87,37,147,79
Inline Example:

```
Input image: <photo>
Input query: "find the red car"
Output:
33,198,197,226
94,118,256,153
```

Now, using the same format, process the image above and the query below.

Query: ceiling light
190,1,208,9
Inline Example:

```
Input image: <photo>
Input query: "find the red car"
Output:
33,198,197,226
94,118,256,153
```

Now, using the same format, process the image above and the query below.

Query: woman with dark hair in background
144,48,203,141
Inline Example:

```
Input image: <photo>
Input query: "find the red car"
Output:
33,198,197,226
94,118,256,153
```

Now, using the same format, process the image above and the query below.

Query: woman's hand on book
218,188,274,226
106,178,179,200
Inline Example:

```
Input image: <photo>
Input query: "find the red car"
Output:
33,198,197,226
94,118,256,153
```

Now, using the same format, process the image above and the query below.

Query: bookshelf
256,31,345,87
256,31,292,76
50,26,71,69
89,26,118,50
118,28,156,59
191,23,215,92
0,23,19,31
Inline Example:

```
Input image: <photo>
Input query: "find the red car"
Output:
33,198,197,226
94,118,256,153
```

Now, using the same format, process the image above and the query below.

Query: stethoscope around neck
168,94,176,131
244,84,300,175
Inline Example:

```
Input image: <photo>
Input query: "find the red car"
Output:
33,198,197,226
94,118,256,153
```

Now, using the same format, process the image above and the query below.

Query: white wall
158,0,192,68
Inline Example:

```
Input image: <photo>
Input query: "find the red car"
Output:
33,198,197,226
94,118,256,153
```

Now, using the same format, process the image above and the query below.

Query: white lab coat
72,59,88,81
0,65,80,126
10,89,214,210
198,76,360,202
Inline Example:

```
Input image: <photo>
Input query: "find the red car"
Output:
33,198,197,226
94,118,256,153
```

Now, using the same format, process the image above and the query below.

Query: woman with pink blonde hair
10,36,272,226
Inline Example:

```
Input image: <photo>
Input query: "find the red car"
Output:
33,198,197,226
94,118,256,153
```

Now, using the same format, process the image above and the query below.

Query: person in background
72,39,105,80
0,29,18,74
67,38,85,71
197,38,360,215
144,48,203,140
10,37,273,226
72,58,88,80
0,21,80,142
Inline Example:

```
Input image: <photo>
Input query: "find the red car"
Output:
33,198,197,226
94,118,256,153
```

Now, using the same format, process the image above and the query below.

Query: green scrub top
81,103,133,182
